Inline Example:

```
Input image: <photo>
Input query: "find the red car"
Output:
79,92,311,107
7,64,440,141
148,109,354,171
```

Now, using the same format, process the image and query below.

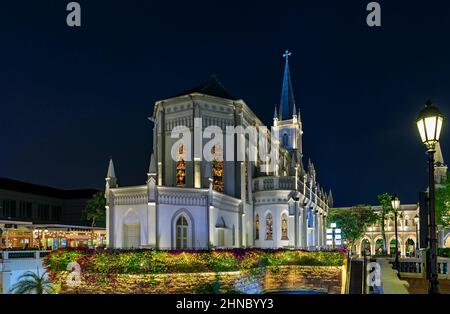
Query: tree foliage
83,192,106,228
328,205,378,248
377,193,393,253
436,173,450,228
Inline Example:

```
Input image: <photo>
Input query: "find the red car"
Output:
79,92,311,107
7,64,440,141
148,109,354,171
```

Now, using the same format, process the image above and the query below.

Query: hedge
438,248,450,257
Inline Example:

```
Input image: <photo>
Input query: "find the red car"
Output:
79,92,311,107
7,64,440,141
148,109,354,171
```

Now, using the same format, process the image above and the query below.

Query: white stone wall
157,203,209,249
254,203,290,249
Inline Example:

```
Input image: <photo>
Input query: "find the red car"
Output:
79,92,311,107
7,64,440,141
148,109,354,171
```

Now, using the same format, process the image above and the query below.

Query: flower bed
44,248,346,275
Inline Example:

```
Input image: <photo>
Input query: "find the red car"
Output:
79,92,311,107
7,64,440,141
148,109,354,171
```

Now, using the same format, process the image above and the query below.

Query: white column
2,271,12,294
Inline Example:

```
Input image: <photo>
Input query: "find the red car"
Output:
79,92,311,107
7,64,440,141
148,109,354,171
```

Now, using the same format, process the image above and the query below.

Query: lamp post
391,195,400,270
416,100,443,294
414,214,420,256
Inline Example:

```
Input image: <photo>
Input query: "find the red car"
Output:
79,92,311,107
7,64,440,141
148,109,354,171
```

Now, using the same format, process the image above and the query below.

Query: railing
0,250,52,260
398,258,423,273
253,176,328,209
398,257,449,277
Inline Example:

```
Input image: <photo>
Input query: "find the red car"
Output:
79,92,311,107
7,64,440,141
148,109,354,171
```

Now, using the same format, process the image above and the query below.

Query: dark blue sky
0,1,449,206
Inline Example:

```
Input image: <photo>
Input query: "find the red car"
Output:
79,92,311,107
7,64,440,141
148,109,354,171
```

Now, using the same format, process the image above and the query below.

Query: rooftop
0,177,99,200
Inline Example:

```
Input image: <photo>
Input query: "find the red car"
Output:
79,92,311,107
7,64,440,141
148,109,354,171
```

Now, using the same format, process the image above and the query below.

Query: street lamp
391,195,401,270
416,100,443,294
414,214,419,256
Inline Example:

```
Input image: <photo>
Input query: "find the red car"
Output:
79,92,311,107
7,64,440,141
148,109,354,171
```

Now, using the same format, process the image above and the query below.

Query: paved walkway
377,258,410,294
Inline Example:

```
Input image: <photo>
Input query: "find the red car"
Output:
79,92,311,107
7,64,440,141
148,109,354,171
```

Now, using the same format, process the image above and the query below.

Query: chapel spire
434,142,448,185
107,158,116,178
279,50,297,120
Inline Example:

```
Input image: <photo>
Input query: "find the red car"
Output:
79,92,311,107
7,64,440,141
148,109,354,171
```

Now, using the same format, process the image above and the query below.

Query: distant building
0,177,105,249
356,204,421,257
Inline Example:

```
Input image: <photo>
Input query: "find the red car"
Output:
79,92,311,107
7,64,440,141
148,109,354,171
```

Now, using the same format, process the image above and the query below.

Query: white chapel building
105,52,333,250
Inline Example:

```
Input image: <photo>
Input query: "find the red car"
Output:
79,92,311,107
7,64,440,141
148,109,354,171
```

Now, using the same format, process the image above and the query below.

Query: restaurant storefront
1,221,106,250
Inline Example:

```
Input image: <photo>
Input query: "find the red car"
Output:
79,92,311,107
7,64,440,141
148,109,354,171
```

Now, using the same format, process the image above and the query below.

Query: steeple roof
435,142,446,166
107,158,116,178
148,153,156,174
174,76,238,100
279,50,297,120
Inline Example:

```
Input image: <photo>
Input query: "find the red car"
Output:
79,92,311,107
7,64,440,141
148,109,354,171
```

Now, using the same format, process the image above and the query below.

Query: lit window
211,145,224,192
176,144,186,186
281,214,288,240
266,213,273,240
255,214,259,240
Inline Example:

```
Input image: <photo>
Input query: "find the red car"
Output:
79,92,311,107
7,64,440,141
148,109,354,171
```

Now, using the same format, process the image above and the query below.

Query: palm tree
11,270,51,294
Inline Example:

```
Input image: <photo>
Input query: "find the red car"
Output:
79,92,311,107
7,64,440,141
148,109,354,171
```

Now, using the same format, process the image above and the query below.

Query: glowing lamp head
414,214,419,224
391,195,400,211
416,100,444,150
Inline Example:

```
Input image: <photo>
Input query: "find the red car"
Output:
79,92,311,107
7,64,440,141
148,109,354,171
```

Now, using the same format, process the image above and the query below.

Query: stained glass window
255,214,259,240
176,144,186,187
211,145,224,192
266,213,273,240
281,214,288,240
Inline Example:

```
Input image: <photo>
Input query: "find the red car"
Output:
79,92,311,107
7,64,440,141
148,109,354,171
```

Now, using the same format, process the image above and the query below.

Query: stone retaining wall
55,266,343,294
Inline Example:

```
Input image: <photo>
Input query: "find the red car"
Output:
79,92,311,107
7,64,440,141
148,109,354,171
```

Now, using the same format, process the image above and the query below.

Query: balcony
252,176,328,209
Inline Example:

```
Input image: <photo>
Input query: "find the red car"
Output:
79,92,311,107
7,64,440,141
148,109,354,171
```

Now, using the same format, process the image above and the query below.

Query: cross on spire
279,49,296,120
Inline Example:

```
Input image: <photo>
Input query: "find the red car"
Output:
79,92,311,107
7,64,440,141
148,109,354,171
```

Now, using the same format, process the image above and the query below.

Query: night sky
1,1,449,207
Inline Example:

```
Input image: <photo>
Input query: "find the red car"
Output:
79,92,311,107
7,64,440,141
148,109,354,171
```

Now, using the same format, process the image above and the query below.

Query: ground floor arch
405,238,416,257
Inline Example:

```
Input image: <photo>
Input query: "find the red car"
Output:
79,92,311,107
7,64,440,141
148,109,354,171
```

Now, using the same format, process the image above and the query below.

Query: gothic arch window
176,215,189,249
232,224,236,246
255,214,260,240
266,213,273,240
211,145,224,192
281,213,288,240
176,144,186,187
307,208,314,228
283,133,289,147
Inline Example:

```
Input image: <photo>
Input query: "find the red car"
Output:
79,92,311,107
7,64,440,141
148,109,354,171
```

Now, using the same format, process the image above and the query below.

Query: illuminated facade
105,52,332,249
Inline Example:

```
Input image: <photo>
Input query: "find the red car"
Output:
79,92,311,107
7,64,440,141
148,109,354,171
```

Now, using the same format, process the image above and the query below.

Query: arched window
361,239,371,256
255,214,260,240
211,145,224,192
266,213,273,240
232,224,235,246
281,214,288,240
176,144,186,187
283,133,289,147
176,216,189,249
307,208,314,228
